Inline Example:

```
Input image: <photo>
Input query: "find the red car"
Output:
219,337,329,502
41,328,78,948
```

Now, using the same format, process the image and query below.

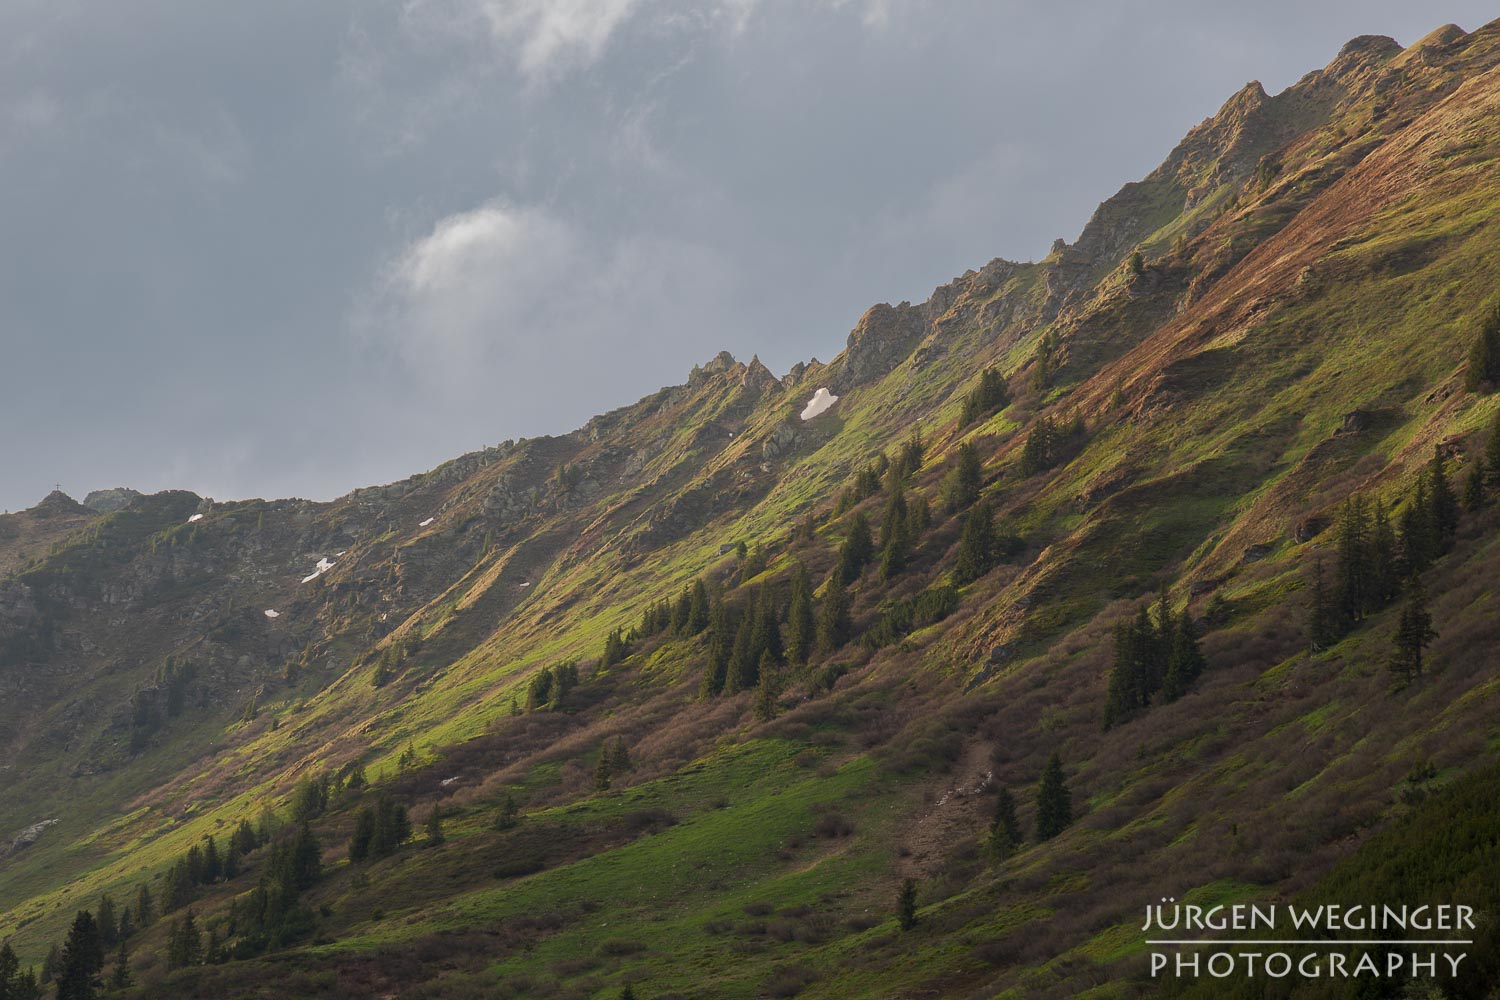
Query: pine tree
815,576,851,657
0,942,19,996
988,787,1021,862
1102,620,1142,731
40,945,59,986
1463,460,1485,512
287,823,322,890
495,793,520,831
425,807,445,847
1307,558,1337,651
594,747,613,791
95,895,117,949
878,484,910,581
953,500,997,585
608,737,632,776
134,885,154,928
1400,480,1437,577
1019,418,1056,476
836,512,874,585
1429,449,1459,550
725,612,756,694
1464,301,1500,392
1487,410,1500,488
940,442,983,512
896,878,919,931
108,942,131,990
202,835,222,884
349,807,375,862
686,579,711,634
1035,754,1073,841
166,912,202,970
701,602,732,697
1334,496,1373,629
753,658,778,721
960,368,1010,426
1389,580,1438,686
1161,616,1206,702
55,910,104,1000
1369,500,1400,607
786,564,815,666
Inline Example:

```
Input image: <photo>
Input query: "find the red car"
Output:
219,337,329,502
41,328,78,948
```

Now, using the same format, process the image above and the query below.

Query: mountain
4,20,1500,998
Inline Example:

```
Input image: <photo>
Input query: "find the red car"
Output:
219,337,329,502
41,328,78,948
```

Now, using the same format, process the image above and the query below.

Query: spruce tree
701,602,732,697
686,579,711,634
1334,496,1373,629
1464,301,1500,392
1019,418,1056,476
878,484,910,581
753,659,778,721
109,942,131,990
349,807,375,862
1035,754,1073,841
897,878,919,931
1306,558,1337,651
1463,460,1485,512
55,911,104,1000
1400,481,1437,576
836,512,874,585
1102,620,1141,731
815,576,851,656
725,612,756,694
988,787,1021,862
495,793,520,831
953,500,997,585
1389,580,1438,686
939,441,983,513
1429,449,1459,549
786,564,815,666
134,885,154,928
95,896,117,949
1161,616,1206,702
961,368,1010,426
425,807,445,847
1487,410,1500,487
0,943,19,997
594,748,612,791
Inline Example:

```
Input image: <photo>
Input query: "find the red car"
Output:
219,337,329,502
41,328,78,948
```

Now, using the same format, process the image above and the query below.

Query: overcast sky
0,1,1492,511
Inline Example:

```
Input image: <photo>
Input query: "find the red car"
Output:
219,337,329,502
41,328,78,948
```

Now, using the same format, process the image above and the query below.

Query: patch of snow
187,513,204,523
519,581,531,588
301,556,336,584
418,516,435,527
264,609,280,619
800,387,839,421
440,776,461,787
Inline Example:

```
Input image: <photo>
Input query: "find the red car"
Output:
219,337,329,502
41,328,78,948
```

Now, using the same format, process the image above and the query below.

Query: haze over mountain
3,14,1500,1000
3,1,1498,513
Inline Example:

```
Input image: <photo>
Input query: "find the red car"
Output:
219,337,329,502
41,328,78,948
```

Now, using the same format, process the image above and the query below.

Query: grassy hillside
3,19,1500,999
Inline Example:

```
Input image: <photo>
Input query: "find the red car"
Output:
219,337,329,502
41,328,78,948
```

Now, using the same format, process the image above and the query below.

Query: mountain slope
4,20,1500,999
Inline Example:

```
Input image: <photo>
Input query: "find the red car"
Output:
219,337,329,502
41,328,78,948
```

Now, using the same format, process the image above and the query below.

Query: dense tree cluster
1307,448,1459,650
960,368,1011,427
1101,589,1206,729
1464,300,1500,392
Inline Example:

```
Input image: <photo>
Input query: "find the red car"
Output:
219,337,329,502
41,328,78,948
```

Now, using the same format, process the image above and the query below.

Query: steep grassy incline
3,20,1500,1000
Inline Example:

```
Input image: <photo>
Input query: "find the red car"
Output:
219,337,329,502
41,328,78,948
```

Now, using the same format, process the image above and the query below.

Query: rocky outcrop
82,487,143,514
836,303,927,389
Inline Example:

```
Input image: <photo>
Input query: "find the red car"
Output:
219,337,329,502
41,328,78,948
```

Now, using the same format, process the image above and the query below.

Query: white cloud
358,200,739,406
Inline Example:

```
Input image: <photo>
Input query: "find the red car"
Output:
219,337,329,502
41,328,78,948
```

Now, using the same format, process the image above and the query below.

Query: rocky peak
32,490,89,517
836,302,928,389
82,487,143,514
741,355,778,391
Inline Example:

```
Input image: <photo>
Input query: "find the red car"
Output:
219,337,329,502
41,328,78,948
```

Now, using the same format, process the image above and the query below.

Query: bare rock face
837,303,927,389
762,422,801,460
742,356,778,392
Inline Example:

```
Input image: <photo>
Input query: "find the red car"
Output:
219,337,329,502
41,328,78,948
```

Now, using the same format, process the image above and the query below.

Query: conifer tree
815,576,851,657
701,602,732,697
1487,410,1500,487
594,748,613,792
495,793,520,831
95,896,117,949
953,500,997,585
134,885,153,929
897,879,919,931
725,612,756,694
686,579,711,634
1399,481,1437,577
1389,580,1438,686
753,658,778,721
1429,449,1459,549
0,942,18,995
1464,301,1500,392
166,913,202,971
109,942,130,990
836,512,875,585
1019,418,1056,476
1334,496,1373,629
988,787,1021,862
960,368,1010,426
425,807,445,847
55,911,104,1000
1463,460,1485,512
608,737,632,776
1034,754,1073,841
940,442,983,512
785,563,815,666
1306,558,1337,651
1161,616,1206,702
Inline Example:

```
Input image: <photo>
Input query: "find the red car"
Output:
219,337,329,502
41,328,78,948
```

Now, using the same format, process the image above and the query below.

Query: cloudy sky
1,1,1492,511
